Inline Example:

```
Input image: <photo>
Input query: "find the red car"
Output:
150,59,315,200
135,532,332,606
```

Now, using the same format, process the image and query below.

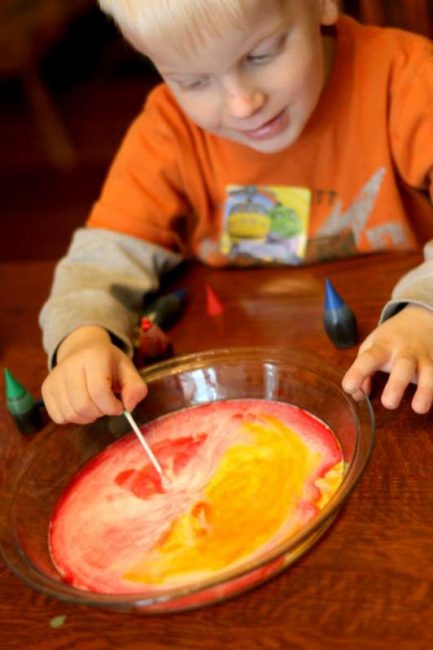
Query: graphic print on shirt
307,167,414,262
207,168,412,266
218,185,311,265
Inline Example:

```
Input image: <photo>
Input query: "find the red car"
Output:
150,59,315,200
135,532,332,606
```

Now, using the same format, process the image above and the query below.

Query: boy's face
146,0,338,154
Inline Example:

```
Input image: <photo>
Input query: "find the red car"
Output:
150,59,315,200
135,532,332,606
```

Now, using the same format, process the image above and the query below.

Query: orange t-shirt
87,15,433,266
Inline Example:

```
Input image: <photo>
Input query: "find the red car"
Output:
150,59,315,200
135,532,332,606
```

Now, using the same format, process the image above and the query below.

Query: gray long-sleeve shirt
39,227,433,367
39,228,182,365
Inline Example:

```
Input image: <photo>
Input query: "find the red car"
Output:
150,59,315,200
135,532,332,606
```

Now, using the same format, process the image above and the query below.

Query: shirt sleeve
39,227,183,367
380,240,433,321
86,84,194,254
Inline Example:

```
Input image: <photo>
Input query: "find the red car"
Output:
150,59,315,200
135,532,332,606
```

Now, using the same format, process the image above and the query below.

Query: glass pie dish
0,347,375,613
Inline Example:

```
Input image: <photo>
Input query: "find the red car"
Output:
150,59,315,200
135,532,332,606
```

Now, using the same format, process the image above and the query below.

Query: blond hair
98,0,274,57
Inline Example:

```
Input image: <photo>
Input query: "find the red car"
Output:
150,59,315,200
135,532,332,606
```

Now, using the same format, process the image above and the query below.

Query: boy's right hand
41,325,147,425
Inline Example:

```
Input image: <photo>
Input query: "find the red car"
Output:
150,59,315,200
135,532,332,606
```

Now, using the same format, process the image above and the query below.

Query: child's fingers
347,376,372,402
84,362,124,417
56,369,101,423
361,376,372,396
411,362,433,414
42,374,77,424
117,358,148,412
43,375,98,424
41,380,67,424
342,345,389,395
380,355,417,410
62,367,108,422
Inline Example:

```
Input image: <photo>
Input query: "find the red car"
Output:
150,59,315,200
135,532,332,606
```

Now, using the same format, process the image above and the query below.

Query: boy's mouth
239,109,288,140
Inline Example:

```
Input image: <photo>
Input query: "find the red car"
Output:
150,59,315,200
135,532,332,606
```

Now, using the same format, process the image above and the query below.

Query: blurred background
1,0,432,262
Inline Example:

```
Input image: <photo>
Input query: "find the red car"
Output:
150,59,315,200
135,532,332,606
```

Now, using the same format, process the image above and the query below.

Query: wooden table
1,252,433,650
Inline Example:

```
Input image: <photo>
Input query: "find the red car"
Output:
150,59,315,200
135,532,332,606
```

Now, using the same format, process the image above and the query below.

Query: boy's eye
180,76,210,91
247,34,287,65
247,51,277,65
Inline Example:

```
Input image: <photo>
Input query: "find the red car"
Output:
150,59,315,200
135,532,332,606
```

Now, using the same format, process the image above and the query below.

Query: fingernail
382,396,398,409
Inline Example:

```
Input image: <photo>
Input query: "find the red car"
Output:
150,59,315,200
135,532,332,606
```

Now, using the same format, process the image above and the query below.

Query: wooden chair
0,0,93,169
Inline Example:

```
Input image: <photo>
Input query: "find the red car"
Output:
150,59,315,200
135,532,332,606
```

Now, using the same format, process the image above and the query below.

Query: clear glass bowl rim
0,346,375,608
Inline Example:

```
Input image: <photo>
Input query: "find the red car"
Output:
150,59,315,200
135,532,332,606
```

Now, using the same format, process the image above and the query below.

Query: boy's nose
225,86,266,120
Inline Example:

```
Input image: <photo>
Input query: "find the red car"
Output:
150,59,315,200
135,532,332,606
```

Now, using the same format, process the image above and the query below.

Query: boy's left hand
342,304,433,414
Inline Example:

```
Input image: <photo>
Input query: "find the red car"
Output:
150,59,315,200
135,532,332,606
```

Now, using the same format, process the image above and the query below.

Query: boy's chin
241,136,297,154
228,129,301,154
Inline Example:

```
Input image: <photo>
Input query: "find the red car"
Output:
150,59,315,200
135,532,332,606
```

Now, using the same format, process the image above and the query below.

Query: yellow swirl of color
124,413,341,585
49,399,344,594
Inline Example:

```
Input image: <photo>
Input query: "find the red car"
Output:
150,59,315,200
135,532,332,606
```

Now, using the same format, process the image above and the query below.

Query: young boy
40,0,433,424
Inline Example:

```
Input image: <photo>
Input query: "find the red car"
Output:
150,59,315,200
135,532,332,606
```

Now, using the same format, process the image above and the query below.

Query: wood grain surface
1,252,433,650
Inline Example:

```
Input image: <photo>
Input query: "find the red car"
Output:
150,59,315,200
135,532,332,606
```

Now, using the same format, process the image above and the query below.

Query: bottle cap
140,317,154,332
173,288,187,303
4,368,37,415
324,278,345,310
206,285,224,316
4,368,26,400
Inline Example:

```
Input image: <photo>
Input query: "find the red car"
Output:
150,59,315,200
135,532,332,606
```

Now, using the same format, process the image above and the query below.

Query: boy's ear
319,0,339,26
